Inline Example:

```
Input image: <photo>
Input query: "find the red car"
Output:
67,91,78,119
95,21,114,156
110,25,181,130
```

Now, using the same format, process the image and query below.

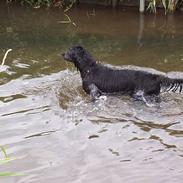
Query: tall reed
147,0,183,13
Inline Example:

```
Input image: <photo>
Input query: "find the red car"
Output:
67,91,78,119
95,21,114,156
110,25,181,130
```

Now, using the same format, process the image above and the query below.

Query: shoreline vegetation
5,0,183,14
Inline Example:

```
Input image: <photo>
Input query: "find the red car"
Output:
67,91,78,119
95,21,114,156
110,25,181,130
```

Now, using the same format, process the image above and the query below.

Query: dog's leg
133,90,157,107
88,84,103,101
133,90,144,101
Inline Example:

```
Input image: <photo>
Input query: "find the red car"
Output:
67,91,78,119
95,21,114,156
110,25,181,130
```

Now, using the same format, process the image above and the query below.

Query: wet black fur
62,46,183,100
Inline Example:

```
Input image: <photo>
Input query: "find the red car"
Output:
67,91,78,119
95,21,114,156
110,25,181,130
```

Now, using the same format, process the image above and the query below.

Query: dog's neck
75,57,97,78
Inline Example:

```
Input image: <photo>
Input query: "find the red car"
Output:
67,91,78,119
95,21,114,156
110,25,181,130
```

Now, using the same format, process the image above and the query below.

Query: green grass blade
0,172,24,177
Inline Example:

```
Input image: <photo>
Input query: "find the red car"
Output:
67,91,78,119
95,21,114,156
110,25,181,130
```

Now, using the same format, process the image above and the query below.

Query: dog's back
82,65,162,95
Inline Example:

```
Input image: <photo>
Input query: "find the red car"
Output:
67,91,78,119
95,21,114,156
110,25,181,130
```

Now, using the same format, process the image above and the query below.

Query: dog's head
62,46,96,70
62,46,85,63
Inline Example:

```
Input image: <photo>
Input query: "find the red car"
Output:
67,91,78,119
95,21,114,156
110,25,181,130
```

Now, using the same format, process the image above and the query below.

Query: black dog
62,46,183,103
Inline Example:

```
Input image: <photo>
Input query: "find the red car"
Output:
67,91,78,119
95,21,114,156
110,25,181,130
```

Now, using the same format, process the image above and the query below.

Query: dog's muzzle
62,52,72,61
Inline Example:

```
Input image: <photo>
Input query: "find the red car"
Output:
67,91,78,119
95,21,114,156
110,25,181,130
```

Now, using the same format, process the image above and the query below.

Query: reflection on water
0,2,183,183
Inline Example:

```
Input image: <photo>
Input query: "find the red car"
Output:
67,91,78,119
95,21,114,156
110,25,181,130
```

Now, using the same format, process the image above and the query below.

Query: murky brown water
0,3,183,183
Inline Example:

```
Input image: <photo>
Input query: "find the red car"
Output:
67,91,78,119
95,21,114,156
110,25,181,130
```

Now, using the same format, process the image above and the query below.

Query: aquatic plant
0,146,23,177
147,0,183,13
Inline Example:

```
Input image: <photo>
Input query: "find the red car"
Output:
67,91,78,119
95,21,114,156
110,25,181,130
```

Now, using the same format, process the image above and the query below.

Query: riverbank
4,0,183,14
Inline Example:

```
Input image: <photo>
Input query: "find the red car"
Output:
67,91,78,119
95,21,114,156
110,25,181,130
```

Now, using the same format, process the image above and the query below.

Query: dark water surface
0,3,183,183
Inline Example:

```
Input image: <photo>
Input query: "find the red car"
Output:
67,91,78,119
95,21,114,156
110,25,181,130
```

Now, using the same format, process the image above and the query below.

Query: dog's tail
159,76,183,93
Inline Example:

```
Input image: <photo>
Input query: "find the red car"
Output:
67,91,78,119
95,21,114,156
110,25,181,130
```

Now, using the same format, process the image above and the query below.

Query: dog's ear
74,46,85,58
74,46,84,51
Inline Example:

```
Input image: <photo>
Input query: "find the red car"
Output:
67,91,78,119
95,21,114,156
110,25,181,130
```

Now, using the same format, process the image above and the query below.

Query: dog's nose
62,53,65,57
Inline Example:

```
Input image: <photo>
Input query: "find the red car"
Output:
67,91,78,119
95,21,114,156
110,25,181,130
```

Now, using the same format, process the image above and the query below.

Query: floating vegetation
88,134,99,139
0,49,12,73
1,49,12,66
58,13,77,26
108,148,120,156
0,172,23,177
0,145,23,177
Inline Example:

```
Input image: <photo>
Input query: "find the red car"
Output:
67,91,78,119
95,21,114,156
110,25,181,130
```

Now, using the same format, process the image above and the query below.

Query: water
0,3,183,183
